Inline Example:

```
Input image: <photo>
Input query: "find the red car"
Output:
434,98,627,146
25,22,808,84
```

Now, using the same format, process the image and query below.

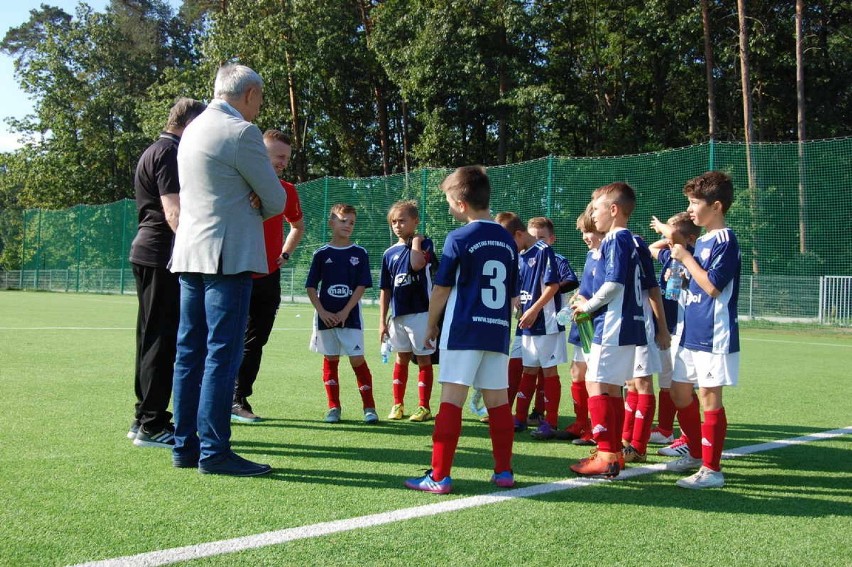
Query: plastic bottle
665,260,685,301
556,306,573,326
380,338,391,364
575,311,594,354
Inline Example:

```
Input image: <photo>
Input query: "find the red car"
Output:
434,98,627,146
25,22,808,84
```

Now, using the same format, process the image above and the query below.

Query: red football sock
487,403,514,473
514,372,538,421
676,395,703,459
571,381,589,428
417,366,434,409
353,362,376,409
322,358,340,408
622,389,639,444
431,402,463,480
656,389,675,436
507,357,523,404
392,362,408,405
702,407,727,471
534,369,546,414
631,393,656,454
609,394,625,452
543,374,561,427
588,395,612,452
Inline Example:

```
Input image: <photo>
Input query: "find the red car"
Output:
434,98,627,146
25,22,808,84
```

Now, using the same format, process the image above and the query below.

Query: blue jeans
172,272,252,464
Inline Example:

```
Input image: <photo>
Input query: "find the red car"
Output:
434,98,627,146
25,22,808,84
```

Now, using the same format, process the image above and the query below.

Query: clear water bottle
556,306,573,326
665,260,685,301
380,339,391,364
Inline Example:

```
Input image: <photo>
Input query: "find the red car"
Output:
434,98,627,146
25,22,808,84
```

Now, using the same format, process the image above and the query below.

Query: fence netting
4,139,851,324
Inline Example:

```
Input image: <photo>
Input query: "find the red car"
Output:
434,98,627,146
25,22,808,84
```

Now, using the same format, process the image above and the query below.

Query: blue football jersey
568,249,601,346
518,240,563,336
435,220,519,353
305,244,373,330
682,228,741,354
589,228,647,347
379,238,435,317
633,234,660,338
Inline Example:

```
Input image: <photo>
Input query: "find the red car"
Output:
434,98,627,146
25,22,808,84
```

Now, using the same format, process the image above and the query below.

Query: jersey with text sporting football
305,244,372,331
436,220,519,353
568,249,601,346
589,228,647,347
380,238,435,317
517,240,563,336
682,228,741,354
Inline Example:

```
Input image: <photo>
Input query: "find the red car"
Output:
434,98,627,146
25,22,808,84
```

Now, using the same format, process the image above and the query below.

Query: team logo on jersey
527,257,537,268
700,248,711,261
350,256,360,266
327,284,352,298
394,273,411,287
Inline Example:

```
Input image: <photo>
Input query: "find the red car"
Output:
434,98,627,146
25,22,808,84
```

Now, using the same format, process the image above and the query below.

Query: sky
0,1,181,153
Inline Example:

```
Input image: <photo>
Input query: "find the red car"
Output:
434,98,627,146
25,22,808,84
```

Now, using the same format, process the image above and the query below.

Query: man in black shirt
128,98,206,448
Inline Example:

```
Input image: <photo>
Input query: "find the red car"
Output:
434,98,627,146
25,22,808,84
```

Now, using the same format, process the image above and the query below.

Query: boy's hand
248,191,261,209
318,308,339,327
518,306,540,329
670,243,688,261
379,322,389,342
650,216,665,234
571,295,588,320
335,308,352,325
424,324,439,349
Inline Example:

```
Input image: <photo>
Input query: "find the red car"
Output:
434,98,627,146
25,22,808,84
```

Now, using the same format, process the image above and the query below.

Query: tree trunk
700,0,717,140
737,0,759,274
284,47,305,182
796,0,807,254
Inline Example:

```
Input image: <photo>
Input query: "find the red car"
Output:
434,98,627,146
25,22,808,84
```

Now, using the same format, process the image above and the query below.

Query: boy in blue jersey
666,171,741,489
306,203,378,424
405,166,519,494
570,182,646,478
621,234,671,462
495,212,568,440
648,212,701,455
379,200,436,422
555,203,604,445
526,217,579,432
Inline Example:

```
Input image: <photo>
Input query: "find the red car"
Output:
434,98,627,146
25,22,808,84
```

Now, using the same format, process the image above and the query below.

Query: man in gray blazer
169,64,286,476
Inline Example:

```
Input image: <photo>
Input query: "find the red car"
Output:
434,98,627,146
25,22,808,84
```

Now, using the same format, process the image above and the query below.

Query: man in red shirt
232,129,305,422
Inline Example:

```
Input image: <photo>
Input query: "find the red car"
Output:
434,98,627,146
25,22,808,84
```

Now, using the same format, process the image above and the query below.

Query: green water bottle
575,310,594,354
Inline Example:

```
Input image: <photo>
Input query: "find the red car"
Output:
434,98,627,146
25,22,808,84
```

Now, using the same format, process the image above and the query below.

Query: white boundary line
74,426,851,567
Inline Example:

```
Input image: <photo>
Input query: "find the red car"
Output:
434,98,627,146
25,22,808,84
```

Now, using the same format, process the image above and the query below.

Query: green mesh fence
4,139,852,324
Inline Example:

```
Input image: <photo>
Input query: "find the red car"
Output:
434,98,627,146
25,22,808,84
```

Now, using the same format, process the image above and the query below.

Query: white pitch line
741,337,852,348
73,426,851,567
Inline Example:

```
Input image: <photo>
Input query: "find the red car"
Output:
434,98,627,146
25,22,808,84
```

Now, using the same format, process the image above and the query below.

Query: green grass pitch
0,290,850,566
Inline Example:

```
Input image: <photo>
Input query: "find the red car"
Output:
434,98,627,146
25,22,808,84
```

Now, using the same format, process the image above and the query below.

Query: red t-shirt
257,180,303,277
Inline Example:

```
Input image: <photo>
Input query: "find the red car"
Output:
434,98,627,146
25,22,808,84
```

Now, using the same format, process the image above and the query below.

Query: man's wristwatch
281,252,290,261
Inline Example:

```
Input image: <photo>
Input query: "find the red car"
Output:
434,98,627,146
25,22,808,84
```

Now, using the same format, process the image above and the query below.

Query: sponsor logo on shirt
327,284,352,298
519,290,533,304
394,273,412,287
325,258,333,264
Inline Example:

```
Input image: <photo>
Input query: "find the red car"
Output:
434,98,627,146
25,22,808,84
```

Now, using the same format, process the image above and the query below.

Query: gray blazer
169,100,286,275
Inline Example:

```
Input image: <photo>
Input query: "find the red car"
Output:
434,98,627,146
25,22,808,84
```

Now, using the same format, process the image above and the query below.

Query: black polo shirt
129,132,181,267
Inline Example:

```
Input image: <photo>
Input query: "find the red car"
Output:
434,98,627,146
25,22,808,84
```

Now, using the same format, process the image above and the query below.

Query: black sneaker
133,424,176,448
231,397,262,423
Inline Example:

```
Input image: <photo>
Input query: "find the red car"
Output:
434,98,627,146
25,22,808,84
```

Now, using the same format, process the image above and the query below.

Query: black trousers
234,270,281,400
132,263,180,431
